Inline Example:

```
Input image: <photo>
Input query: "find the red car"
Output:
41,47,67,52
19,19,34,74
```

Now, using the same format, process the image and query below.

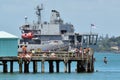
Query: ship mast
36,4,43,25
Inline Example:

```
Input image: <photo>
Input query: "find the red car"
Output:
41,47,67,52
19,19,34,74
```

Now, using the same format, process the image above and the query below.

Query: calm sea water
0,52,120,80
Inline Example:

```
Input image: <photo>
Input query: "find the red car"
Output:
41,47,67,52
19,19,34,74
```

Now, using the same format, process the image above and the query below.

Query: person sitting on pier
18,53,23,58
18,53,24,64
25,53,32,64
88,48,93,56
79,47,83,57
50,53,56,58
43,53,47,57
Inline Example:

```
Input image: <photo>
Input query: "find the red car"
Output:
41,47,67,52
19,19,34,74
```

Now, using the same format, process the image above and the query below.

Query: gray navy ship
18,5,98,52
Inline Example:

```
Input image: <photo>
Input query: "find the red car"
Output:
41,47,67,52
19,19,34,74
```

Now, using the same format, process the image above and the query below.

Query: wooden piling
68,61,71,73
24,61,29,73
77,60,80,72
10,61,13,73
33,61,37,73
91,55,94,72
41,60,45,73
77,60,86,73
56,61,60,73
49,61,54,73
85,60,88,72
2,61,8,73
19,63,23,73
64,61,67,73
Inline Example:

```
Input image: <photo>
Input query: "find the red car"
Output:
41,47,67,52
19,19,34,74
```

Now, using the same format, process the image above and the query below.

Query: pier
0,4,98,74
0,49,94,73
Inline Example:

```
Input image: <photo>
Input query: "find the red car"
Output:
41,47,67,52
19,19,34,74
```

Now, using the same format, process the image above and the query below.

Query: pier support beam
33,61,37,73
10,61,13,73
86,59,94,72
90,55,94,72
64,61,68,73
87,62,91,72
77,60,85,73
49,61,54,73
18,58,23,73
68,61,71,73
41,60,45,73
77,61,80,72
24,61,29,73
85,60,88,72
2,61,8,73
19,63,23,73
56,61,60,73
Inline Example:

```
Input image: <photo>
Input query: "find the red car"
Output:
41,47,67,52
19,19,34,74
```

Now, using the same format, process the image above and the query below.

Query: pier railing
17,51,93,60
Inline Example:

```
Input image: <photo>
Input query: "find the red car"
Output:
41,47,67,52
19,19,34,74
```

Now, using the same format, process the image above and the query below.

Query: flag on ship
91,24,96,29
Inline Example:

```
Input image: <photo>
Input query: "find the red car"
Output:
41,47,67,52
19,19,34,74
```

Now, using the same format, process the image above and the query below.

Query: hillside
96,34,120,52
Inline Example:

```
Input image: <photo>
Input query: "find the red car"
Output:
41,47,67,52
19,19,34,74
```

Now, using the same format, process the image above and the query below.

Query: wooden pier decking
0,49,94,73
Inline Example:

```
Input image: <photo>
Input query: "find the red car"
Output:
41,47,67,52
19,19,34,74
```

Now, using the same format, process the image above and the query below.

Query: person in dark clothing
104,57,107,64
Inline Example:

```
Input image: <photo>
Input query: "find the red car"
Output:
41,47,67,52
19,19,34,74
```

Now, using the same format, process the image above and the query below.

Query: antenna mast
36,4,43,25
24,16,28,24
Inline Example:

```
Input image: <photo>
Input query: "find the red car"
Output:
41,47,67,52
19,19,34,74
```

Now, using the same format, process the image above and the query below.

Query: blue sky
0,0,120,37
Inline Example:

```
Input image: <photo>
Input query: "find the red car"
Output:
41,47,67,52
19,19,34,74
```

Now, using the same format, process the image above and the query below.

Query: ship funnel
50,10,63,24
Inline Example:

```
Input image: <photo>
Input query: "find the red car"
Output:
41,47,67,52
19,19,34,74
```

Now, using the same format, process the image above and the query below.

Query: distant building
0,31,18,56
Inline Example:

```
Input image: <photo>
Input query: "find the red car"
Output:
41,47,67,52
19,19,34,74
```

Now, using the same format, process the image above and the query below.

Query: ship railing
34,51,93,60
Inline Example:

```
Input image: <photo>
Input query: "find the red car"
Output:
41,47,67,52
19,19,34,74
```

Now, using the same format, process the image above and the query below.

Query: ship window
25,24,30,28
44,21,47,24
77,36,82,42
61,30,67,34
20,45,23,48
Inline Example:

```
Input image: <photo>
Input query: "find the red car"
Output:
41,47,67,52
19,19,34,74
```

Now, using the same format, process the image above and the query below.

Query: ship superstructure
18,5,98,52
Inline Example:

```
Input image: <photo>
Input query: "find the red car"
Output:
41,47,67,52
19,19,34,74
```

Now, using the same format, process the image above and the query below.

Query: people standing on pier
83,48,90,58
21,45,33,63
75,48,79,57
22,45,27,54
83,48,87,56
79,47,83,57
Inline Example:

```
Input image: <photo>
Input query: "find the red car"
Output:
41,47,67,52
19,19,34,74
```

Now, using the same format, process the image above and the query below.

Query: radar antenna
36,4,43,25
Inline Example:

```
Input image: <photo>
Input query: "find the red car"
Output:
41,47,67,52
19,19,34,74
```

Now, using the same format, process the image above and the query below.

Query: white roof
0,31,18,39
